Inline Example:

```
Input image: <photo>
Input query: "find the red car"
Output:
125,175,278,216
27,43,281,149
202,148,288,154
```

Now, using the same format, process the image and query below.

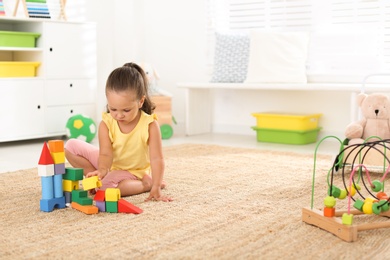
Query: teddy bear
345,92,390,145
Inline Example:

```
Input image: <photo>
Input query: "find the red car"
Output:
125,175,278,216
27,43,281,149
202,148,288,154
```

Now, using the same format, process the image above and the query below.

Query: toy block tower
63,167,83,204
38,141,66,212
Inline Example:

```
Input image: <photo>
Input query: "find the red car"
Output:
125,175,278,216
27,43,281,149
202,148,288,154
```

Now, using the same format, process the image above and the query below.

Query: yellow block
50,152,65,164
82,176,102,191
63,179,79,192
105,188,121,202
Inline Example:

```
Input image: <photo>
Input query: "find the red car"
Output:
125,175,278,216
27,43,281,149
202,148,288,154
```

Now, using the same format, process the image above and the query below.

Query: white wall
84,0,351,138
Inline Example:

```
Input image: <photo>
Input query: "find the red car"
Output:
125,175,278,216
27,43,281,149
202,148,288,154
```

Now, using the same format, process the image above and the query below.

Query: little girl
65,62,172,202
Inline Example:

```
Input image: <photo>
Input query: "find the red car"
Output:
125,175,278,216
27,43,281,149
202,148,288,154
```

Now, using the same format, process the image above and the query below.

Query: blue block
54,163,65,175
41,176,53,200
53,174,63,198
40,197,66,212
64,191,71,204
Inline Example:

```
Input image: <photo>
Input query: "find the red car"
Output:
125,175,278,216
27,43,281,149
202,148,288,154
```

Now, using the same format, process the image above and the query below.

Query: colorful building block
40,197,66,212
64,168,84,180
48,140,64,152
53,174,63,198
118,199,143,214
82,176,102,191
94,190,105,202
38,164,54,177
63,179,79,192
94,190,106,212
71,190,92,205
38,142,54,165
71,202,98,215
50,152,65,164
41,176,54,200
106,201,118,213
105,188,121,202
54,163,65,175
64,191,71,204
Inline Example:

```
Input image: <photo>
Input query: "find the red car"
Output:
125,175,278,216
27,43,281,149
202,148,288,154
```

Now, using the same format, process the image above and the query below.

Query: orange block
48,140,64,153
118,199,143,214
71,202,98,215
323,207,335,217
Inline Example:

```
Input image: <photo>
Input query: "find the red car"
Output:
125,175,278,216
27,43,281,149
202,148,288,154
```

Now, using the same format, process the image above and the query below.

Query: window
207,0,390,82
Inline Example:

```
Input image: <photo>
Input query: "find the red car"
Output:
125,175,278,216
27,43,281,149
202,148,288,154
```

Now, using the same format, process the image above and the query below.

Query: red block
94,190,105,202
118,199,143,214
38,142,55,165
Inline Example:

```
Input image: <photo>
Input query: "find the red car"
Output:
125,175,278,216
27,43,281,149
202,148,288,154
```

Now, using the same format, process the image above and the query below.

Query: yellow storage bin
252,112,322,131
0,62,41,77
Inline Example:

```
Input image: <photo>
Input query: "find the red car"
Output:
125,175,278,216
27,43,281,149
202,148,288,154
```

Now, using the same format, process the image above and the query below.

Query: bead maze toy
38,140,142,215
302,136,390,242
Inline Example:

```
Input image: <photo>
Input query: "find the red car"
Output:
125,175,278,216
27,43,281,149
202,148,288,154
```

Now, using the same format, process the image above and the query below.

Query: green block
106,201,118,213
353,199,364,211
342,213,353,225
71,190,92,205
64,168,84,181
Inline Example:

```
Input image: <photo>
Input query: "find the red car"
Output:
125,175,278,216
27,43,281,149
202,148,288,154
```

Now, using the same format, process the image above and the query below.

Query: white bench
177,82,389,136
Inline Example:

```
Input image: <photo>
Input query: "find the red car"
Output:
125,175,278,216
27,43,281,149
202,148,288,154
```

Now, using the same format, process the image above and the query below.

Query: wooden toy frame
302,136,390,242
302,207,390,242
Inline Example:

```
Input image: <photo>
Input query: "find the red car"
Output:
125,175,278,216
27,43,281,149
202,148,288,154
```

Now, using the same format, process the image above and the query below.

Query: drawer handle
70,109,73,113
49,47,53,52
70,83,73,87
37,105,41,109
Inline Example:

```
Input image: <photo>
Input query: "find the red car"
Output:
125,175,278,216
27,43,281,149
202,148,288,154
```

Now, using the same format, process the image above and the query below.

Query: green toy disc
160,124,173,140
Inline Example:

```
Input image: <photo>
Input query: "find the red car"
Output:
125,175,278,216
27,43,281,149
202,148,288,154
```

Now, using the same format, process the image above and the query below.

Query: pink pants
64,139,138,190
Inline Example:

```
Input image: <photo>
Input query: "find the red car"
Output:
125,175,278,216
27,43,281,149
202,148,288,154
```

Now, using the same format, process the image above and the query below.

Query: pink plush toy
345,93,390,145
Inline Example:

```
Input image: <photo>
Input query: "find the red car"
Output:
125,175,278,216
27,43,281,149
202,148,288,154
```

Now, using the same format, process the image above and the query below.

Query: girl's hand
86,169,107,180
145,186,173,202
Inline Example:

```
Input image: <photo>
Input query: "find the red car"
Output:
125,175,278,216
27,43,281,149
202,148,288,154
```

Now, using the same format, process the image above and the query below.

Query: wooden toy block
54,163,65,175
82,176,102,191
118,199,143,214
95,201,106,212
323,207,335,217
38,142,54,165
71,202,98,215
40,196,66,212
41,176,54,200
64,168,84,181
105,188,121,202
53,174,63,198
106,201,118,213
71,190,92,205
48,140,64,153
353,199,364,211
50,152,65,164
94,190,105,202
38,164,54,177
63,179,79,192
342,213,354,225
64,191,71,204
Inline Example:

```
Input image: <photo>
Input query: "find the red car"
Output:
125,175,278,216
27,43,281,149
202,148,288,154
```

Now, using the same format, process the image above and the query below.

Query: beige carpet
1,144,389,259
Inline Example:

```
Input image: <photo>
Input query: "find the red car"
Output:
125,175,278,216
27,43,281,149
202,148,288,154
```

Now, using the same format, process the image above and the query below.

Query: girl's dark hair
105,62,155,114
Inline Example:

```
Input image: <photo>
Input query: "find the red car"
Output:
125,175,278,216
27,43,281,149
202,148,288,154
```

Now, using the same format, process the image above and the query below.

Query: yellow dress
102,111,156,179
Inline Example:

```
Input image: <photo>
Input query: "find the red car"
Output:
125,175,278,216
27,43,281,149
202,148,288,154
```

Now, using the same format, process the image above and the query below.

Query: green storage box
0,31,41,48
251,126,321,145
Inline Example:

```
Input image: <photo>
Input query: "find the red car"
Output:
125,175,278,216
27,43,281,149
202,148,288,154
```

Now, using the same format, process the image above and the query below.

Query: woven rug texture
0,144,389,259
